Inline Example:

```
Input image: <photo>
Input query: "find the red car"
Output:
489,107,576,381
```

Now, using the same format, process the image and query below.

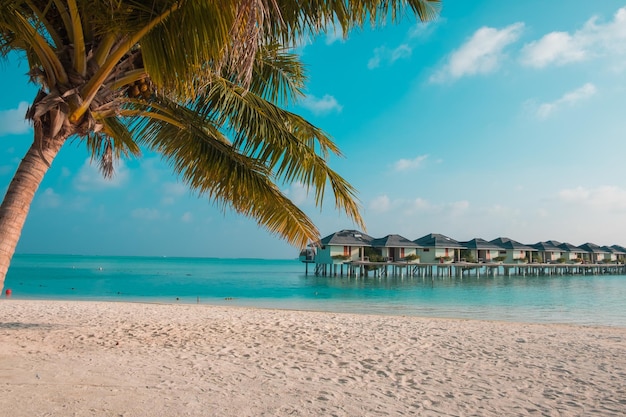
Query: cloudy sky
2,0,626,258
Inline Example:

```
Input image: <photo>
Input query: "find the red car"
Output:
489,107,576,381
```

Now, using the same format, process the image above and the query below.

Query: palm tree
0,0,440,289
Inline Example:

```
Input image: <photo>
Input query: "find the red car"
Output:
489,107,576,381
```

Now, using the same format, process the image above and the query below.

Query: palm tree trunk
0,136,66,290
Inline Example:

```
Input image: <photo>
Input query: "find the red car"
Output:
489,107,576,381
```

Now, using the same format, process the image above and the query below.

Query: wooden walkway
310,261,626,278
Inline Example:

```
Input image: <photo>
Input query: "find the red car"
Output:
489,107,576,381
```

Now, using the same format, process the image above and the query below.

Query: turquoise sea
4,254,626,327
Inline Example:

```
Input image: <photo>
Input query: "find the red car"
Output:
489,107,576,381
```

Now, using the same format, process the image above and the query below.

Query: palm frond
270,0,441,45
248,43,306,105
66,0,86,75
84,116,141,178
125,97,321,247
0,5,67,86
139,0,236,100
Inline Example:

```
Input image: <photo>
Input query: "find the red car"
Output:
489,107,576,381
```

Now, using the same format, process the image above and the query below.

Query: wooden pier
309,261,626,278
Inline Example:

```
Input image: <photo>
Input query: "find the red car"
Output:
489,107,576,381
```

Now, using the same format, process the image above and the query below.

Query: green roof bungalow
413,233,465,263
610,245,626,263
556,242,587,262
460,238,502,263
531,241,564,263
315,229,374,265
490,237,536,263
578,242,608,263
601,245,621,263
370,234,422,262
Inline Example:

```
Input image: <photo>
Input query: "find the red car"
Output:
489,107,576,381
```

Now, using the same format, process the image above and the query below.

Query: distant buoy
5,289,12,297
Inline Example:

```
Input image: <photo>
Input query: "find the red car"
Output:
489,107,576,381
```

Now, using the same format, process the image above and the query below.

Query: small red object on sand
5,289,12,297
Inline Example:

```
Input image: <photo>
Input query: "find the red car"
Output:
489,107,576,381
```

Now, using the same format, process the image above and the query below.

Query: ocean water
4,254,626,327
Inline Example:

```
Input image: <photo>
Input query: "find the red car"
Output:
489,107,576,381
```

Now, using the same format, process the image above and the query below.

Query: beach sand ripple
0,300,624,416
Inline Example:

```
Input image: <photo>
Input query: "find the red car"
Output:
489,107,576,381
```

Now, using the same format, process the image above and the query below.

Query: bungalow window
423,248,430,252
499,251,506,255
343,246,350,256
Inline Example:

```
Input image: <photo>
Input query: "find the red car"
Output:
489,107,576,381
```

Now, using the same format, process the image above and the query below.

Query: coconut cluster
126,78,153,99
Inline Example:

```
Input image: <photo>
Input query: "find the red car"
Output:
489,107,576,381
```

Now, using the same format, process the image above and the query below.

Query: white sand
0,300,624,416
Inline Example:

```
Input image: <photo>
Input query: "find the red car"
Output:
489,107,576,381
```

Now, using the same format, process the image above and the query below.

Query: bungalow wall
588,252,606,263
563,251,583,262
379,247,417,261
316,245,365,264
468,249,500,262
503,249,528,263
537,251,562,262
418,247,454,263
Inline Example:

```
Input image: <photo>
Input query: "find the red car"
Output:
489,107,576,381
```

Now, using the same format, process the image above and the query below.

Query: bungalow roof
578,242,607,253
461,238,501,250
532,241,562,252
490,237,535,251
318,229,374,247
602,245,621,254
413,233,465,249
371,234,421,248
610,244,626,254
544,240,564,248
558,242,588,253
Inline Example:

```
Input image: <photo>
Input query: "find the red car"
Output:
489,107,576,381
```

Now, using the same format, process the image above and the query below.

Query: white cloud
368,44,413,69
449,200,470,215
161,181,188,205
367,48,383,69
521,7,626,68
181,212,193,223
369,195,391,213
74,158,129,191
286,182,309,205
558,185,626,211
131,208,166,221
520,32,586,68
325,26,344,45
391,44,412,61
410,198,430,211
300,94,343,115
486,204,521,217
0,102,31,136
38,188,61,208
394,155,428,172
371,196,469,217
431,23,524,83
409,20,441,39
0,165,14,176
535,83,597,119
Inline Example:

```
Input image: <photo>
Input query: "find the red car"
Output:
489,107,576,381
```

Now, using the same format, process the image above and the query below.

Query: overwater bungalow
610,245,626,263
460,238,501,263
370,234,421,262
578,242,608,263
413,233,465,263
531,241,564,263
490,237,536,263
303,229,626,277
314,229,373,264
601,246,621,263
557,242,587,262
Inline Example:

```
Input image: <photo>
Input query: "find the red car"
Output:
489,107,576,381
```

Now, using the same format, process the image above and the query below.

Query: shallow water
4,254,625,326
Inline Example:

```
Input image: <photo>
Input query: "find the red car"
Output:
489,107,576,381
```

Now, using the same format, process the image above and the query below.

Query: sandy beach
0,300,624,416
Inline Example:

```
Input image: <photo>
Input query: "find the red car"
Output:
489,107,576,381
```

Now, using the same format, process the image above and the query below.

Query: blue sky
2,0,626,258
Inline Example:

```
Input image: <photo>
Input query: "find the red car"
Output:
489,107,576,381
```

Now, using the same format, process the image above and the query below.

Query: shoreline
1,299,625,416
5,295,625,328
